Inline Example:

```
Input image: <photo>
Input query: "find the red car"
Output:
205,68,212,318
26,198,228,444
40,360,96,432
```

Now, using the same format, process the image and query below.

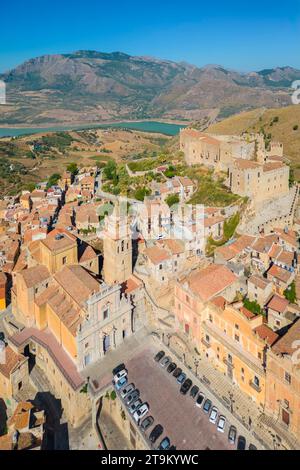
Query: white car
113,369,127,383
217,415,226,433
129,398,142,415
209,406,218,424
133,403,149,422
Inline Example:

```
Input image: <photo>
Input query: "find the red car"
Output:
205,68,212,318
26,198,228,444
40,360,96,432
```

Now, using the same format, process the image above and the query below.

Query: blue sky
1,0,300,72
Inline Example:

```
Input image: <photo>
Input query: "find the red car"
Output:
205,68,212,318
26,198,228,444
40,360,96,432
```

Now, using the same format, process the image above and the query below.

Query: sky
0,0,300,72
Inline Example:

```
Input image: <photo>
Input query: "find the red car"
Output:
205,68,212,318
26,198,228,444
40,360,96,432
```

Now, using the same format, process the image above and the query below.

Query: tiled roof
19,265,50,289
144,246,170,265
254,324,279,346
54,265,100,307
188,264,237,302
0,346,27,379
272,319,300,356
267,294,289,313
267,264,292,284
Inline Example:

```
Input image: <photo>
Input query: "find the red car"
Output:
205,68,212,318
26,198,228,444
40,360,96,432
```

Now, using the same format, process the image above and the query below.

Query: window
235,324,239,330
254,376,260,387
209,314,213,323
285,372,292,385
205,335,210,343
258,352,262,360
103,309,109,320
159,264,163,270
186,295,190,304
234,334,240,343
62,256,67,265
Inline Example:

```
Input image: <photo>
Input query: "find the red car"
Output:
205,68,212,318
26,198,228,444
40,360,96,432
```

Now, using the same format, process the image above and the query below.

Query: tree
103,160,117,181
66,162,78,175
47,173,61,189
243,298,262,316
284,282,297,304
165,193,180,208
134,187,150,201
293,125,299,131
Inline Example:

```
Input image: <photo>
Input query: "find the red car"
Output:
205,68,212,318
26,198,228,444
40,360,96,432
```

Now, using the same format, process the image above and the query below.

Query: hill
0,51,300,125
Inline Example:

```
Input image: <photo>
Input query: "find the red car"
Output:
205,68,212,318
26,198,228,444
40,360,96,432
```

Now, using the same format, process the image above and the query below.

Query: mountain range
0,50,300,125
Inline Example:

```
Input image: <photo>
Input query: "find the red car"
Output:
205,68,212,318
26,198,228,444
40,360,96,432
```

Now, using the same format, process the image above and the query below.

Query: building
180,128,256,171
103,203,132,285
265,319,300,440
247,275,273,307
0,344,29,409
266,295,300,332
229,159,290,204
0,272,7,310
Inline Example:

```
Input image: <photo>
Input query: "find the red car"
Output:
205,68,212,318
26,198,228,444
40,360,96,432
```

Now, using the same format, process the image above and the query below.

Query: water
0,120,186,138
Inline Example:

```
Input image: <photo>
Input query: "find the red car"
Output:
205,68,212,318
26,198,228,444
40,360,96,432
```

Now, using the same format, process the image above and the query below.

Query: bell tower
103,202,132,285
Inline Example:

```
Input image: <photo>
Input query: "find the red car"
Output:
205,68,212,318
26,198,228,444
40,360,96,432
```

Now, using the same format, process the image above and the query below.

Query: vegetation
39,132,75,152
206,213,240,256
188,172,240,207
47,173,61,188
66,162,79,176
134,187,151,201
284,282,297,304
243,298,262,316
110,391,117,401
165,193,180,207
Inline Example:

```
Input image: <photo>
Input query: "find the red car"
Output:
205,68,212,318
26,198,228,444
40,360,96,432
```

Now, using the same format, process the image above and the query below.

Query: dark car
203,399,212,414
157,437,171,450
173,367,182,378
190,385,199,399
154,351,165,362
149,424,164,444
249,444,257,450
112,363,126,376
140,416,154,432
167,362,177,374
125,389,140,406
237,436,246,450
169,445,177,450
180,378,192,395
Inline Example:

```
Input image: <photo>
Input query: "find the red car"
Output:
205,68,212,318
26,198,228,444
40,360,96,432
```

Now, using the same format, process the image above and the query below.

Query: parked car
133,403,149,422
154,351,165,362
237,436,246,450
249,444,257,450
157,437,171,450
217,415,226,433
169,445,177,450
140,416,154,432
167,362,177,374
209,407,218,424
160,356,171,368
113,369,127,383
125,389,140,406
112,363,126,376
149,424,164,444
115,376,127,390
180,378,192,395
173,367,182,378
228,426,237,445
190,385,199,399
129,398,142,415
196,393,205,408
203,399,212,414
176,372,186,384
120,383,135,399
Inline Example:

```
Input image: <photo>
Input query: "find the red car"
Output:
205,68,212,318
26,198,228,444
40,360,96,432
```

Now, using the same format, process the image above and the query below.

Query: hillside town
1,126,300,452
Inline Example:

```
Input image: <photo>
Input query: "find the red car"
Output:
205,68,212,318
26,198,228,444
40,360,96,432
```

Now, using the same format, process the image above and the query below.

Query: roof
41,229,76,252
187,264,237,302
240,306,256,320
19,265,50,289
210,296,226,310
272,319,300,356
78,244,97,263
157,238,185,255
204,216,225,228
54,265,100,307
0,346,27,379
8,402,33,431
276,250,294,266
254,324,279,346
122,276,143,294
267,295,289,313
267,264,292,284
263,162,285,173
144,246,171,265
248,275,272,290
234,159,260,170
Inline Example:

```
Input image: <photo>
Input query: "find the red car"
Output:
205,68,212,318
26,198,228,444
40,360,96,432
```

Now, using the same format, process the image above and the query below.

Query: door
282,409,290,426
103,335,110,354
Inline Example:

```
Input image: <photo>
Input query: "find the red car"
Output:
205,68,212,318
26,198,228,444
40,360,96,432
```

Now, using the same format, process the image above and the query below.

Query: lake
0,120,186,138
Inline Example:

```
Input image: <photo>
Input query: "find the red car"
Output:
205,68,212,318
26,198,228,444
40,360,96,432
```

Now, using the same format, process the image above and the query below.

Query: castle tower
103,202,132,285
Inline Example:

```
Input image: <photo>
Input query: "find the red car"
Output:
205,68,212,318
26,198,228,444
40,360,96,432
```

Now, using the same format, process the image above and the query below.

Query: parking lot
120,345,235,450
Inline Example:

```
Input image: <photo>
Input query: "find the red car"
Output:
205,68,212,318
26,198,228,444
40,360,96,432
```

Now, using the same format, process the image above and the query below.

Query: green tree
284,282,297,304
67,162,79,175
134,187,150,201
103,160,117,181
165,193,180,207
243,298,262,316
47,173,61,189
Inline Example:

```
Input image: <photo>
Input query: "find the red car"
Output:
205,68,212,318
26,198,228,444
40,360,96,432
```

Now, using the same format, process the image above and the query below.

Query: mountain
0,50,299,125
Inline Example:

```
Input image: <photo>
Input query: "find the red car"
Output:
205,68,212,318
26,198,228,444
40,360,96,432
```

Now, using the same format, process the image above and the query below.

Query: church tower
103,202,132,285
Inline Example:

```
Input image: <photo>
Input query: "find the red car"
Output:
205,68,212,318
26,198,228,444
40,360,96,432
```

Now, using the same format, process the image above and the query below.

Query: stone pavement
100,412,130,450
159,331,299,450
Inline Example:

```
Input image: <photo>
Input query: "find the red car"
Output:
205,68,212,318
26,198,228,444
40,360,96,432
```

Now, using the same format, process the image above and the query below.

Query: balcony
249,380,262,393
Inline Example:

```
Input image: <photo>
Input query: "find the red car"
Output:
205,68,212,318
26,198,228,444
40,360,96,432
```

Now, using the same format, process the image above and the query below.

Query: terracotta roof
267,264,292,284
54,265,100,307
157,238,185,255
254,324,279,346
263,162,285,172
8,402,33,431
144,246,170,265
79,244,97,263
19,265,50,289
188,264,237,302
0,346,27,379
210,296,226,310
41,230,76,252
272,319,300,356
204,216,225,228
267,295,289,313
240,306,256,320
122,276,143,294
276,250,294,266
249,275,271,291
234,159,260,170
